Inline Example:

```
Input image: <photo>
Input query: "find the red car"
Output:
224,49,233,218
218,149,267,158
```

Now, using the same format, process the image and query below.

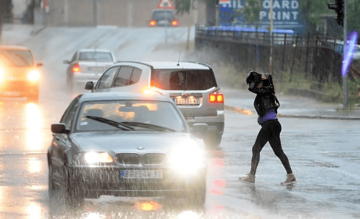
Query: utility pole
269,0,273,76
328,0,346,109
343,0,347,109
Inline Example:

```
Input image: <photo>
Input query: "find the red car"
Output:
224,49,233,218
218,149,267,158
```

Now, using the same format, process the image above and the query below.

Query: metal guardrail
195,26,358,56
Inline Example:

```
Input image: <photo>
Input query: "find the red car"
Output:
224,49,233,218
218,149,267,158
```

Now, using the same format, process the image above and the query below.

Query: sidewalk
223,88,360,120
1,24,44,45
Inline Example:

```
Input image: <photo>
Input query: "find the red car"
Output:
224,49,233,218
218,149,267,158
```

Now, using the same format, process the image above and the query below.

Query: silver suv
85,61,224,147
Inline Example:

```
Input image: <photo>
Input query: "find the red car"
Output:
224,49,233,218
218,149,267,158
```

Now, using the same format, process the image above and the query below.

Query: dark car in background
148,9,178,27
47,92,207,207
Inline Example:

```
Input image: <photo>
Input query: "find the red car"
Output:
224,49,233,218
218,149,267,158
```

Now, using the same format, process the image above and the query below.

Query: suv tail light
209,91,224,103
149,20,157,26
72,63,80,73
171,20,178,26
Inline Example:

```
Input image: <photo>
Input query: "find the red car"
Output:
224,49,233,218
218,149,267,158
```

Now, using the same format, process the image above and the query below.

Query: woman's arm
248,74,274,95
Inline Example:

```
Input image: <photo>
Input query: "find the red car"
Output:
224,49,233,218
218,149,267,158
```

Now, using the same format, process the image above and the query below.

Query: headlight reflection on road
82,212,106,219
25,103,43,151
134,200,162,211
177,210,201,219
26,202,41,219
28,157,41,173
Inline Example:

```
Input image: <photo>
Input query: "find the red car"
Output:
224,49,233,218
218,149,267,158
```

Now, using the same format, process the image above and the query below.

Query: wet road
0,27,359,218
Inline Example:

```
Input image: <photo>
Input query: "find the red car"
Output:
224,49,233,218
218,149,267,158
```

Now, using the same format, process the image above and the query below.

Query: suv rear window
151,69,217,90
152,11,175,20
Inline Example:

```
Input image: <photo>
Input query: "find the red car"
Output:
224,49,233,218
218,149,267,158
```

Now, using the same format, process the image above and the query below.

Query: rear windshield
79,52,113,62
151,69,217,90
0,49,34,67
152,11,175,20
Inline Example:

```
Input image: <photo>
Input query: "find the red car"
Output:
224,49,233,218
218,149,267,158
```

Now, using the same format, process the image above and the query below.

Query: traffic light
328,0,344,26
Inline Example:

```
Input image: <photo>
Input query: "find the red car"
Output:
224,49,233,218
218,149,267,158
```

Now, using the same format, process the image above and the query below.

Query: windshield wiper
85,116,135,131
121,122,176,132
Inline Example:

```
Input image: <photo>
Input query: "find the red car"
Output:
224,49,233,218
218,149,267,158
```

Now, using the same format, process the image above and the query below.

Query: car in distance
64,49,116,91
85,61,224,147
47,92,207,207
149,9,178,27
0,45,42,102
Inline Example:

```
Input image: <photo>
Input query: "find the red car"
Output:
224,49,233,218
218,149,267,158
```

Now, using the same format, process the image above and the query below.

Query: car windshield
151,69,217,90
152,11,175,20
79,52,113,62
0,49,33,67
76,100,186,132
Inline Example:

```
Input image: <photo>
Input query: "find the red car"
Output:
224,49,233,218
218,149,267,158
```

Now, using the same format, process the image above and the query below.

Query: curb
224,105,360,120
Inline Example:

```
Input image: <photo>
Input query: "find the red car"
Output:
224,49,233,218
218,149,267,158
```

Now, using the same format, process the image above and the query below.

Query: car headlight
27,70,40,82
168,143,206,174
0,67,5,82
84,152,114,164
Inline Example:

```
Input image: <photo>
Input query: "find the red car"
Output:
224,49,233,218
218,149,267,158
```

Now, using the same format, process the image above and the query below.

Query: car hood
71,132,203,154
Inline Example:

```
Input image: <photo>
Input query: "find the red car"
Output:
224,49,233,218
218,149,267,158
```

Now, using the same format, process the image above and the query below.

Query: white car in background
84,61,225,147
64,49,116,91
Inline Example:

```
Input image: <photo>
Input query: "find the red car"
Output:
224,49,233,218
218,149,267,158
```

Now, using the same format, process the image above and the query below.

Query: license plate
88,66,105,72
174,97,200,105
120,170,162,179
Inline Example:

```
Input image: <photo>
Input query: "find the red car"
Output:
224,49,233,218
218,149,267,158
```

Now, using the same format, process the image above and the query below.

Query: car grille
143,153,165,165
116,153,140,165
116,153,166,165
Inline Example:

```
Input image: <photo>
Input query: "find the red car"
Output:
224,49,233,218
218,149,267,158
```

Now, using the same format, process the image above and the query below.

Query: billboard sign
219,0,306,33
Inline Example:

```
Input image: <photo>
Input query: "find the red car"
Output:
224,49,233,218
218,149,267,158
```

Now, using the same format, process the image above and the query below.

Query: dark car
149,9,178,27
47,92,207,207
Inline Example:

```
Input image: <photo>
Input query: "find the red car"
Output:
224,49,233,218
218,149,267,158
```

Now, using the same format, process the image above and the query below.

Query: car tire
204,132,222,148
65,167,84,208
48,164,58,201
66,75,74,92
186,179,206,207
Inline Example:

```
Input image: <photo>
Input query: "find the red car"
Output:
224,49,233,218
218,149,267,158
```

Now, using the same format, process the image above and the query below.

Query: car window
70,52,77,62
0,49,34,67
114,66,133,87
96,67,119,89
79,52,113,62
76,100,186,132
152,10,175,20
130,68,142,84
60,97,80,130
151,69,217,90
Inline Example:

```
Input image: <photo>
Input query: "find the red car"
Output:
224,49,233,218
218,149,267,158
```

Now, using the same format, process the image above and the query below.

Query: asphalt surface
0,24,359,219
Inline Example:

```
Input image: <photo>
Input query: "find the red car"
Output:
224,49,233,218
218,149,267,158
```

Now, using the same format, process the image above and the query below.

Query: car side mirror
51,123,67,134
84,81,94,90
63,60,70,64
36,62,43,67
192,123,208,136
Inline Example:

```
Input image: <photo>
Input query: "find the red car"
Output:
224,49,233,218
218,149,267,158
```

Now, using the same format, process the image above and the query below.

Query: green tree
242,0,262,28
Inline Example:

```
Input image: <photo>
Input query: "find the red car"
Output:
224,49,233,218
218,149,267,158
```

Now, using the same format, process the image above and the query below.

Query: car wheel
66,75,74,92
186,179,206,207
48,164,58,201
204,132,222,148
62,165,84,208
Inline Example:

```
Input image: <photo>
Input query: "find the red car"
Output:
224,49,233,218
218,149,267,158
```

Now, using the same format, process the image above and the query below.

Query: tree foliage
300,0,360,35
242,0,262,27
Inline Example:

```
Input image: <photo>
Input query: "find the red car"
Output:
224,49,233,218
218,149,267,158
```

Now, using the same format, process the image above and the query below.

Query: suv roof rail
182,61,212,69
115,61,154,69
